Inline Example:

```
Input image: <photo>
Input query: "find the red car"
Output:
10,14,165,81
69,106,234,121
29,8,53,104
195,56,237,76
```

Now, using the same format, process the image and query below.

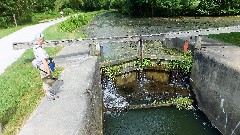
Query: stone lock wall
86,58,103,135
164,36,240,135
191,48,240,135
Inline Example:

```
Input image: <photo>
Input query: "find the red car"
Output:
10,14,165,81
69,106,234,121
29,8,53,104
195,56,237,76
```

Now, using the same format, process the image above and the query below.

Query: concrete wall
165,36,240,134
86,59,103,135
190,47,240,135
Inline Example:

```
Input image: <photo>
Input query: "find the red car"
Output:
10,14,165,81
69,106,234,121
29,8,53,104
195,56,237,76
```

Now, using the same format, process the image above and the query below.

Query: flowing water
102,70,222,135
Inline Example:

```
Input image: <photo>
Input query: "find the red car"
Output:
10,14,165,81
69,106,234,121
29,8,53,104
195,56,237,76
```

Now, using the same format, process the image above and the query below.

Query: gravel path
0,18,66,75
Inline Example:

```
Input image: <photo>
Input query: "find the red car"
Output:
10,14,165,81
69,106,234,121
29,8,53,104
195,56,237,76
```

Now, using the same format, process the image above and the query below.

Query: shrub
60,14,88,32
63,8,74,16
0,16,13,28
59,11,102,33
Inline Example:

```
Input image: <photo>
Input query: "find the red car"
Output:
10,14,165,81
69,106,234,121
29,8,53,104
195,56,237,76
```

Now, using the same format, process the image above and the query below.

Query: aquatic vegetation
151,97,193,110
167,50,193,73
135,58,152,70
102,65,123,79
172,97,193,110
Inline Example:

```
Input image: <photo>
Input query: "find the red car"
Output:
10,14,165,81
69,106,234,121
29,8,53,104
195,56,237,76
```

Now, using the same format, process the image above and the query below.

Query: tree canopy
1,0,240,28
110,0,240,16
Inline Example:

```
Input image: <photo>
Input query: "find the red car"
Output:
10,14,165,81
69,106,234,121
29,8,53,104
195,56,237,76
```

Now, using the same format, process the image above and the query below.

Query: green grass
43,22,86,40
0,12,60,39
0,47,63,135
0,25,27,39
208,32,240,47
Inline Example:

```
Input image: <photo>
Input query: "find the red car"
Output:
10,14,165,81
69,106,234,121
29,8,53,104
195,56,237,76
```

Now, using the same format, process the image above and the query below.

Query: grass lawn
0,12,60,39
208,32,240,47
43,22,86,40
0,25,27,39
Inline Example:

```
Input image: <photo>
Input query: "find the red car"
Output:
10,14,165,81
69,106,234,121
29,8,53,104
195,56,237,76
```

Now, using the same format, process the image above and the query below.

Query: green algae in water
104,107,222,135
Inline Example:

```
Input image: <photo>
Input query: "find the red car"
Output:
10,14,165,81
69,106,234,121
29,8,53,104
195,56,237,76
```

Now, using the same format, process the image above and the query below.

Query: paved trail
0,18,66,75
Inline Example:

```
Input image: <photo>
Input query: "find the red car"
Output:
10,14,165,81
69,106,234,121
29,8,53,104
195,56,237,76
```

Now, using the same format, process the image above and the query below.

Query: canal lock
99,44,222,134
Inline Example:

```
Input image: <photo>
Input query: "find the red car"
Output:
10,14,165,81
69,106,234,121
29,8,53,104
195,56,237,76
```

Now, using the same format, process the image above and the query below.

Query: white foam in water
103,79,129,108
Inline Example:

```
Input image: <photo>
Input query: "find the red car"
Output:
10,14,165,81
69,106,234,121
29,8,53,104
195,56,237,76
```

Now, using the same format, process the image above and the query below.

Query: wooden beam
99,56,138,67
143,54,181,60
13,25,240,50
99,54,181,68
105,103,173,111
195,35,202,49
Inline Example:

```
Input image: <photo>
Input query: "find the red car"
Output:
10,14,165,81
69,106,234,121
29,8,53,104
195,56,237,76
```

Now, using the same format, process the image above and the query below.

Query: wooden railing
12,25,240,68
13,25,240,50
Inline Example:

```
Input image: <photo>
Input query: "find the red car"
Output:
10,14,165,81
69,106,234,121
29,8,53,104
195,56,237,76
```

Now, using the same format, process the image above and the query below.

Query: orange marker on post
184,40,188,53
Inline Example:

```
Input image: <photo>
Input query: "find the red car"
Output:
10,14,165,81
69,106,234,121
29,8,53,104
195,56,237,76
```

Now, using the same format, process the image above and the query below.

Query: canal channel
81,12,240,134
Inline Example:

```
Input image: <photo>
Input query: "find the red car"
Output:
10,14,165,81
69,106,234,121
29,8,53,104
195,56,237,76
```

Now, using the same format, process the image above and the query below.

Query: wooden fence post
195,35,202,49
137,37,141,57
89,44,96,56
100,45,104,62
89,43,101,56
138,36,144,65
162,38,166,46
0,122,2,134
13,14,17,27
184,40,188,53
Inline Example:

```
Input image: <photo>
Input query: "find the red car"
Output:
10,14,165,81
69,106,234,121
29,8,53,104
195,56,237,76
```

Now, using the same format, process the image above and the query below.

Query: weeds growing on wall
167,50,193,73
135,58,152,70
102,64,123,80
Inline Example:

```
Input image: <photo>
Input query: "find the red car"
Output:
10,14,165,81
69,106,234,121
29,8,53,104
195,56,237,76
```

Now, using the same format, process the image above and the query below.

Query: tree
54,0,84,11
0,0,34,28
33,0,55,12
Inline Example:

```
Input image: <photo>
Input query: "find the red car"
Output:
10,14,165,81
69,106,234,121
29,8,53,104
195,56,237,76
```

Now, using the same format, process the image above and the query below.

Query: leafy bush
109,0,240,16
0,16,13,28
63,8,74,16
33,11,59,22
60,14,88,32
59,11,101,32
